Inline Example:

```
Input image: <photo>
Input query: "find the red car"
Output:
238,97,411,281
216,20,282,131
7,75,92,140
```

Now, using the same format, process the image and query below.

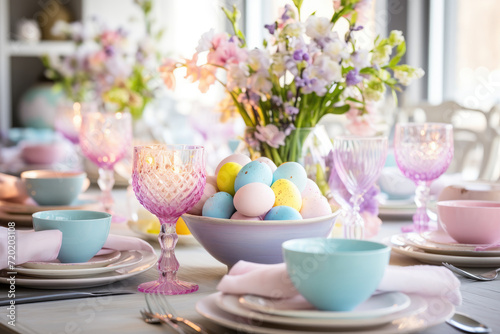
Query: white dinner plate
404,233,500,257
239,292,411,320
215,293,425,329
21,250,122,270
197,293,453,334
388,235,500,267
0,251,157,289
15,251,144,278
0,197,99,215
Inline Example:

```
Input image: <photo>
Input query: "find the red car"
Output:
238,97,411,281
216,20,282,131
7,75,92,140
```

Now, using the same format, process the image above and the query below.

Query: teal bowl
21,170,86,206
33,210,111,263
282,238,390,311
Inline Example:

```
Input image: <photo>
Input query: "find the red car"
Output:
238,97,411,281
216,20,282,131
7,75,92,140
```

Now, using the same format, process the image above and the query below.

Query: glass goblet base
138,279,199,295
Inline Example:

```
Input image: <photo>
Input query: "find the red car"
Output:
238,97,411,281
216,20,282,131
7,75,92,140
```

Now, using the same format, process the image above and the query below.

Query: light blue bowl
21,170,86,206
33,210,111,263
282,238,390,311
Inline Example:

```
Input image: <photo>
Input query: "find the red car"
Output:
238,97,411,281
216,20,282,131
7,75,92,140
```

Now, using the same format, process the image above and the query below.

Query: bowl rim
437,199,500,209
182,211,339,226
282,238,390,255
21,170,87,180
32,210,112,221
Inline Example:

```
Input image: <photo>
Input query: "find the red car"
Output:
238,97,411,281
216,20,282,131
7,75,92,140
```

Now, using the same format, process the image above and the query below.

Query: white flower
249,70,272,94
271,53,286,77
51,20,71,37
196,29,215,53
312,55,342,82
389,30,404,47
371,45,392,66
281,22,303,38
226,63,249,91
323,38,350,62
394,67,425,86
247,49,270,72
305,16,335,41
351,49,371,69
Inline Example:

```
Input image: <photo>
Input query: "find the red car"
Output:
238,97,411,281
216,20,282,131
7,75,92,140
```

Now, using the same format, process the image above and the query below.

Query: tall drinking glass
394,123,454,232
333,136,388,239
79,111,132,214
132,144,206,295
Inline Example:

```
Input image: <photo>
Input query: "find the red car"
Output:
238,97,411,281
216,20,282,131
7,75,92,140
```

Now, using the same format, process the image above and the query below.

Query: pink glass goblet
132,144,206,295
333,136,388,239
394,123,454,233
79,111,132,215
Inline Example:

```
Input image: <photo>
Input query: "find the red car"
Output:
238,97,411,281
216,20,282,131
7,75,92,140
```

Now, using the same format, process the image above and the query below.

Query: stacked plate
0,249,157,289
196,291,454,334
388,231,500,267
0,197,100,227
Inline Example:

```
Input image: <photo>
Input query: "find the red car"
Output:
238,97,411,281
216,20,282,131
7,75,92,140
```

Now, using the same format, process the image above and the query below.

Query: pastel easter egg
256,157,277,172
271,179,302,211
264,206,302,220
301,178,322,198
233,183,275,217
215,154,252,175
187,183,218,215
202,192,235,219
300,195,332,219
234,160,273,192
217,162,243,196
273,162,307,192
231,211,262,221
206,175,218,191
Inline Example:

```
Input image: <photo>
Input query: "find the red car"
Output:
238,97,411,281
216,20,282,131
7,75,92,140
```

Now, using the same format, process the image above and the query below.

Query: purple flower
255,124,286,148
264,23,276,35
346,69,363,86
281,4,294,21
285,104,299,116
293,49,310,62
352,25,364,31
104,45,115,57
286,90,294,101
271,95,283,106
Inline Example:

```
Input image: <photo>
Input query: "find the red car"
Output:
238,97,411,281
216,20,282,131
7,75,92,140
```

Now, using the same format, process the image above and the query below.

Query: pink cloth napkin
217,261,462,308
0,228,154,270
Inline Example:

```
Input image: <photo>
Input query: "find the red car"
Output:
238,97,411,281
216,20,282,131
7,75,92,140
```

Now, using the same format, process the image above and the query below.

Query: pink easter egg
231,211,261,220
215,154,252,175
233,183,275,217
301,178,322,198
187,183,217,215
256,157,277,172
206,175,218,191
300,194,332,219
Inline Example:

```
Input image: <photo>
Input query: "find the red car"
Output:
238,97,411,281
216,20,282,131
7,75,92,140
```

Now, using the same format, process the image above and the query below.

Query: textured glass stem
157,219,179,283
413,180,432,232
97,168,115,213
344,194,365,239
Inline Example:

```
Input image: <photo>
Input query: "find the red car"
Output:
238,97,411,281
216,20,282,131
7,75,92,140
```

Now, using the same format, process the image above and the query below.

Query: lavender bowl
181,212,338,267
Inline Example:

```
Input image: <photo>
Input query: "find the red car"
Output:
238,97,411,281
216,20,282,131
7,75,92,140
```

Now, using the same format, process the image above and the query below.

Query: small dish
0,197,99,215
21,250,121,270
239,292,411,319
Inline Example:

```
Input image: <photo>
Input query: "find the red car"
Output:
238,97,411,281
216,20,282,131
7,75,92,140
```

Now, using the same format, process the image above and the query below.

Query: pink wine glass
132,144,206,295
79,111,132,215
394,123,454,232
333,136,387,239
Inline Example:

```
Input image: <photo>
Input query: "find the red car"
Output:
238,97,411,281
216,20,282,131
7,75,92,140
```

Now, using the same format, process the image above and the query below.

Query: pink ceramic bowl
437,200,500,244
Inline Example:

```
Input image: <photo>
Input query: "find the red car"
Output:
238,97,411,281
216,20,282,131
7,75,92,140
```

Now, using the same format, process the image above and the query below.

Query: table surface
1,188,499,334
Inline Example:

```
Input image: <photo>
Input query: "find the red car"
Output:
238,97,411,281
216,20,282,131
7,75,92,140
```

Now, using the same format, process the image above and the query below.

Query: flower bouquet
160,0,423,166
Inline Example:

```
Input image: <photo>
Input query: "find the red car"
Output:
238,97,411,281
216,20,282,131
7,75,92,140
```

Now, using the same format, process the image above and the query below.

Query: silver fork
146,293,210,334
140,309,185,334
442,262,500,281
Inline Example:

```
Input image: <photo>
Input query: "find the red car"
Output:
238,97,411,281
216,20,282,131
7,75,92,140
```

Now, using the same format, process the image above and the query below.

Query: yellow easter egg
176,217,191,235
217,162,243,196
271,178,302,211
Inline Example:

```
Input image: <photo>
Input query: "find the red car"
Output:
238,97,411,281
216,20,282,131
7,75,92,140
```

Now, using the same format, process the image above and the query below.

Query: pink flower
185,54,201,82
211,33,229,49
198,65,217,93
255,124,286,148
207,40,247,67
345,102,377,136
361,212,382,239
159,58,177,90
87,50,106,72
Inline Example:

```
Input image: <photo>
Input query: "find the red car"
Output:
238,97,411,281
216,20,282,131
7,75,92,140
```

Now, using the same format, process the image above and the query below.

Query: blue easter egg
234,160,273,192
202,192,235,219
264,206,302,221
273,162,307,192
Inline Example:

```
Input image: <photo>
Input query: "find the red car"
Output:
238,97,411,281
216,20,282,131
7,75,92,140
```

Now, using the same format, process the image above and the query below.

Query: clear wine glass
132,144,206,295
79,111,132,215
394,123,454,232
333,136,388,239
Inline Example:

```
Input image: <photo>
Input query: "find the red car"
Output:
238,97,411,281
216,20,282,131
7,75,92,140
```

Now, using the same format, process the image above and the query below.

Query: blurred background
1,0,499,179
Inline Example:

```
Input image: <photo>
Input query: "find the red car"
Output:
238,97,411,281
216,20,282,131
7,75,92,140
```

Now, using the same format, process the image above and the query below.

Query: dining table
1,186,499,334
